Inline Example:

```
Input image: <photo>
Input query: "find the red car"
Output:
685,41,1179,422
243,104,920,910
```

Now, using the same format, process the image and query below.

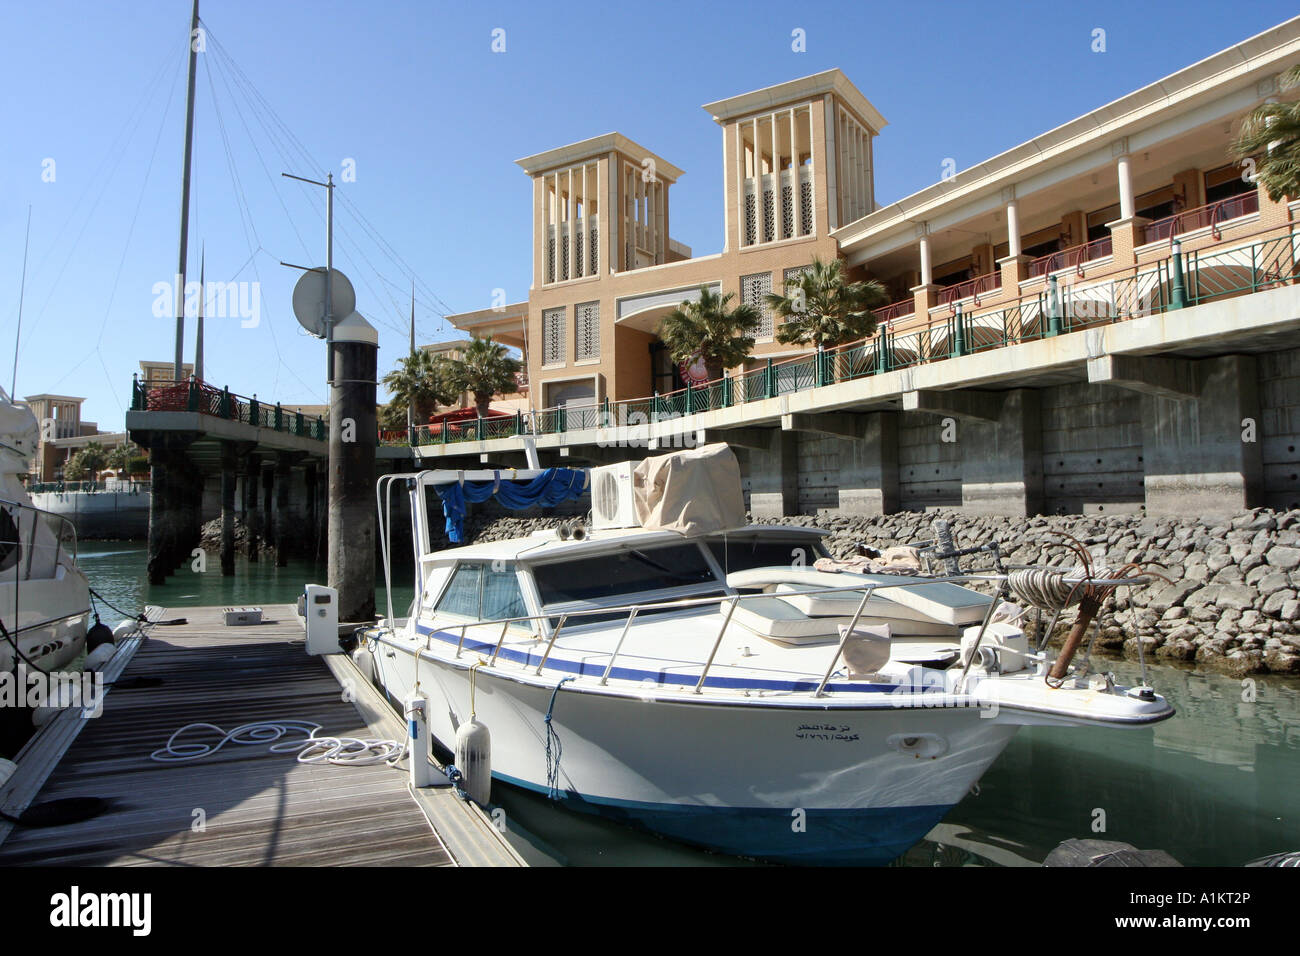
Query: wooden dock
0,605,524,867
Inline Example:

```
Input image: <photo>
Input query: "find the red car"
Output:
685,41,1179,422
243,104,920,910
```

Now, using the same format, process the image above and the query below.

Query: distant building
418,338,529,416
21,394,130,482
139,360,194,384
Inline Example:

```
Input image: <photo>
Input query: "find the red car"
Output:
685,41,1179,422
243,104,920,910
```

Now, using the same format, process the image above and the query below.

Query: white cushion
732,596,847,645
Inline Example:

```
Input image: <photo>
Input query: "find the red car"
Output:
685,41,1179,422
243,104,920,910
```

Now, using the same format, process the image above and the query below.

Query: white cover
633,443,745,535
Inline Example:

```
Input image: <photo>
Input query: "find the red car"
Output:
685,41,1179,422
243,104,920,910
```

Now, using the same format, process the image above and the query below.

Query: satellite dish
292,268,356,338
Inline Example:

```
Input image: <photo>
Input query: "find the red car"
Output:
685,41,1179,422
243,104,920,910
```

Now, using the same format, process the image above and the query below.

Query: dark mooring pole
327,315,378,624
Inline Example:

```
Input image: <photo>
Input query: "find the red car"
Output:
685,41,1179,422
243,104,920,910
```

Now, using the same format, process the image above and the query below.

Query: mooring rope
150,719,405,766
544,676,575,800
1007,566,1091,611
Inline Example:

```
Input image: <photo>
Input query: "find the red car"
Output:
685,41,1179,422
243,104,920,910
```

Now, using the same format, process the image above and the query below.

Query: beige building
448,22,1298,424
22,394,129,482
139,360,194,384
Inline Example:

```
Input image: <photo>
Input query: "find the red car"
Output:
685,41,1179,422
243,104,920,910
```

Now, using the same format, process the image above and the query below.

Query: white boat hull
368,628,1020,864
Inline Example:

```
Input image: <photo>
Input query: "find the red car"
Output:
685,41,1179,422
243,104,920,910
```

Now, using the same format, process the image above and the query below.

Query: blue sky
2,0,1296,428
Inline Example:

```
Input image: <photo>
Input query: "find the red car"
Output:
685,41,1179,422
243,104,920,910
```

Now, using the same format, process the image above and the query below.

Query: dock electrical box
302,584,339,655
223,607,263,626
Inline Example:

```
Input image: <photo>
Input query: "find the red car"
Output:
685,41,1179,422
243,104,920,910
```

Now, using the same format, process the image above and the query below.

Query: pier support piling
220,446,236,576
328,317,379,624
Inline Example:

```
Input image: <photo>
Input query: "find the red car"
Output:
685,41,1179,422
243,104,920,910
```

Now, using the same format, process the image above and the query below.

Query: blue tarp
435,468,588,543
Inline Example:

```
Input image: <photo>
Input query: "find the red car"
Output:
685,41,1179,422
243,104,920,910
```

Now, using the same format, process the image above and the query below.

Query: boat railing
408,570,1153,698
0,495,79,578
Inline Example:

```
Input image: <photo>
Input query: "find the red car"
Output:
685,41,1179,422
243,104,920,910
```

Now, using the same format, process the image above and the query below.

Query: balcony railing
873,299,915,323
399,221,1297,450
1143,192,1260,244
937,270,1001,307
130,378,327,441
1028,235,1114,278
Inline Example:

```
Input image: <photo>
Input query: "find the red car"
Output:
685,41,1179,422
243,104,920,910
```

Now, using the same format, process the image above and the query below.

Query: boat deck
0,604,523,867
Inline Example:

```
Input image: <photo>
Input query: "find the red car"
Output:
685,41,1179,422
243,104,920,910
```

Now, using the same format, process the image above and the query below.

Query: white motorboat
0,391,91,673
356,449,1173,865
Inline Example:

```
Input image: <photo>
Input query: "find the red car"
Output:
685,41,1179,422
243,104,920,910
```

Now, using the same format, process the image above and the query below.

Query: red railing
938,270,1001,307
1028,235,1114,278
1143,192,1260,244
873,299,915,323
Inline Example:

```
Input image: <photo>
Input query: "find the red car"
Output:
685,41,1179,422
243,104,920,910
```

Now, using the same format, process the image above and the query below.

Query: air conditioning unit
591,461,639,529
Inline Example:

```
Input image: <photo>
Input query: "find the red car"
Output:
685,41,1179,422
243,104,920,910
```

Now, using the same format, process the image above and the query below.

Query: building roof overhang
515,133,685,181
702,68,888,132
832,16,1300,258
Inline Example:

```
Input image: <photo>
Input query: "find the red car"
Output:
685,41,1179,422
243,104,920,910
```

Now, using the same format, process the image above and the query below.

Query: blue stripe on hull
495,771,952,866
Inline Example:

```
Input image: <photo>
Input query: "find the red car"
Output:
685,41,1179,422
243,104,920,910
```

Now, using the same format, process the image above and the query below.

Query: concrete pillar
1006,199,1021,258
303,462,318,564
220,446,236,576
1117,154,1135,221
960,389,1044,516
146,445,172,585
275,454,291,567
747,429,798,518
837,412,899,515
244,452,261,561
328,317,379,624
262,463,274,560
1140,355,1262,516
919,234,933,286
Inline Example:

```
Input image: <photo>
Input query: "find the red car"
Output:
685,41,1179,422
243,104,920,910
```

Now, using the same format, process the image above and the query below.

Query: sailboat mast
195,246,205,382
11,205,31,399
173,0,200,381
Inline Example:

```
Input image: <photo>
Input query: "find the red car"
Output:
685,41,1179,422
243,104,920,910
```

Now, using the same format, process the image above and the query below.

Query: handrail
938,269,1001,307
1143,192,1260,244
1027,235,1114,278
131,376,328,442
0,494,79,572
392,221,1289,447
412,570,1155,696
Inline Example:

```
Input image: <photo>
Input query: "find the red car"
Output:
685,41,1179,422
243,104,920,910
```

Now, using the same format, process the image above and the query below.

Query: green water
82,541,1300,866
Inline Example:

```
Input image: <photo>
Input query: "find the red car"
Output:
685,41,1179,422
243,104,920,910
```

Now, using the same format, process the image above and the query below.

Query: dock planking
0,605,459,867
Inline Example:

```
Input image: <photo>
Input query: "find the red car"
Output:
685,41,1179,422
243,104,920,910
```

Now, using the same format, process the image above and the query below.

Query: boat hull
368,632,1019,865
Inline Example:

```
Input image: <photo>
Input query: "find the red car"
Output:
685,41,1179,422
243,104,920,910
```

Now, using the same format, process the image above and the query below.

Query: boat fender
86,621,115,652
454,718,492,805
84,643,117,672
0,757,16,788
111,620,139,642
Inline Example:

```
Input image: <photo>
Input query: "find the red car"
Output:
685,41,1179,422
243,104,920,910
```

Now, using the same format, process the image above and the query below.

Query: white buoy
112,620,138,642
404,688,434,788
84,643,116,672
0,757,15,788
454,718,492,805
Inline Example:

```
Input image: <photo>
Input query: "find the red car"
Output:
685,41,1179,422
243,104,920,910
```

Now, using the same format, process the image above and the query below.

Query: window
576,301,600,360
436,561,529,624
482,563,527,622
436,562,483,617
707,534,831,575
742,272,774,339
542,307,566,366
533,543,718,606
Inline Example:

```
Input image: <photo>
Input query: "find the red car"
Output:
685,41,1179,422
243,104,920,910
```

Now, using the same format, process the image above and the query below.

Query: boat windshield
706,532,830,576
532,542,718,608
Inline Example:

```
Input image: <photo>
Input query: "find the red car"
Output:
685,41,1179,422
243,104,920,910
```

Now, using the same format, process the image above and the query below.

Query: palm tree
765,256,889,351
657,286,760,383
381,349,458,426
1233,65,1300,203
450,337,522,418
106,440,139,472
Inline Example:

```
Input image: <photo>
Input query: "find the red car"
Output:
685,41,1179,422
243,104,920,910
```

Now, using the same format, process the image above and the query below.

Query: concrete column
275,454,292,567
262,463,274,560
1006,199,1021,258
919,234,933,286
220,446,236,576
959,389,1044,516
1117,154,1135,221
146,445,172,585
1139,355,1262,516
244,452,261,561
328,317,379,624
837,412,899,515
747,429,798,518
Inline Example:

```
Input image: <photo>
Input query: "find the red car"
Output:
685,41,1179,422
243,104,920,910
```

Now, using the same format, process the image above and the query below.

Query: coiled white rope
150,719,406,767
1007,565,1092,611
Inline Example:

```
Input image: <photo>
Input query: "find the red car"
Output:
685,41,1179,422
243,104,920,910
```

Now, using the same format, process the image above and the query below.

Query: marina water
82,541,1299,866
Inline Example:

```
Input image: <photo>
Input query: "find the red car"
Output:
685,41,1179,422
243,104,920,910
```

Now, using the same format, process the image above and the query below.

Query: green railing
398,224,1295,449
130,377,328,442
